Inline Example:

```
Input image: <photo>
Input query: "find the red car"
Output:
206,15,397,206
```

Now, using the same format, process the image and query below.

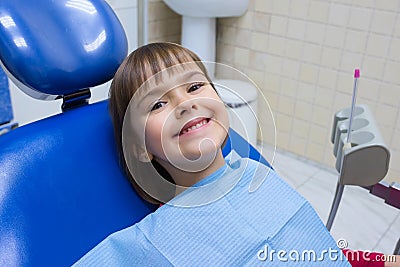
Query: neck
155,149,226,194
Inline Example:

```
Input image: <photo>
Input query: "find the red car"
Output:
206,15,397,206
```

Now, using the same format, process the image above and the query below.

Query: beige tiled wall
216,0,400,183
147,0,181,43
149,0,400,184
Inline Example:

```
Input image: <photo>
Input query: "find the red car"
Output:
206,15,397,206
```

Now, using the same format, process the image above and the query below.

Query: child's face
130,63,229,172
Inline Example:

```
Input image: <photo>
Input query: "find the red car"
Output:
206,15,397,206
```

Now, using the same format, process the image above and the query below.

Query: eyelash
188,82,205,92
150,82,206,111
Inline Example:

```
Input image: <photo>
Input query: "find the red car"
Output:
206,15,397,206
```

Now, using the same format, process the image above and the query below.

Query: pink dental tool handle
346,69,360,144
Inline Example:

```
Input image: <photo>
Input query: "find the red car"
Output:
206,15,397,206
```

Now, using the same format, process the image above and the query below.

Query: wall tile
308,0,330,23
333,92,351,112
378,83,400,106
282,59,300,80
358,78,380,102
234,47,250,66
321,47,341,70
270,15,288,36
250,32,269,52
237,12,253,29
392,130,400,150
370,10,397,35
253,12,271,33
379,125,394,147
312,106,331,126
278,95,296,116
297,82,316,103
305,21,326,44
222,26,238,43
276,132,290,150
340,51,363,73
249,50,269,71
235,28,252,48
292,119,310,139
328,3,350,27
348,7,373,31
276,113,292,133
309,124,329,145
383,61,400,85
303,43,322,65
254,0,270,13
299,63,319,84
361,56,385,80
280,77,298,97
375,104,398,127
388,37,400,62
315,87,335,109
318,68,338,90
306,142,325,162
286,39,304,60
289,136,307,155
219,17,238,27
375,0,399,12
264,54,283,74
395,16,400,37
352,0,374,8
268,35,287,56
216,43,235,64
289,0,310,19
287,18,307,40
261,88,279,111
336,71,353,94
324,25,346,48
295,100,313,120
344,30,368,53
366,34,391,57
272,0,290,16
247,69,264,89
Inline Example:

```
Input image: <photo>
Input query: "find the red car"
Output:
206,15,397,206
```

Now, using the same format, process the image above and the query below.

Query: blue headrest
0,0,127,100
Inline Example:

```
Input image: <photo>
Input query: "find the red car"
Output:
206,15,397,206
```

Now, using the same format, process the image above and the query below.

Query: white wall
9,0,138,126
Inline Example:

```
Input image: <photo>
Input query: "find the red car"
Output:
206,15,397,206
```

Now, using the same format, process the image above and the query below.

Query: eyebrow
137,70,207,107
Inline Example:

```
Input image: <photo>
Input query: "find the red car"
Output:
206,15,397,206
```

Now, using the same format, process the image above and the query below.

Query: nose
174,94,198,119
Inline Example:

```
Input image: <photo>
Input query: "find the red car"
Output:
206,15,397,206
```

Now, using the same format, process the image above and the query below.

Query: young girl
74,43,396,266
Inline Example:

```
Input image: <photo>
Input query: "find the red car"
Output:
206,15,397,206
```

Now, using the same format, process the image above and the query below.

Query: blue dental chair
0,1,270,266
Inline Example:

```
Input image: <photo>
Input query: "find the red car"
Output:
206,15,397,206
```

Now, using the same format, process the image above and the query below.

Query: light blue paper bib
74,155,350,266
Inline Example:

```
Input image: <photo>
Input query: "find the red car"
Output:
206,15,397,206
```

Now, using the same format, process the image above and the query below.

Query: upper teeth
181,119,208,134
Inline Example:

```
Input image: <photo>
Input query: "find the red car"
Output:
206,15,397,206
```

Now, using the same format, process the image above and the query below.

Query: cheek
144,118,162,153
213,98,230,128
144,115,175,158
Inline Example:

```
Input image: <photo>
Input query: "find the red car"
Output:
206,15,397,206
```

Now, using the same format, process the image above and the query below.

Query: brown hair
109,42,213,204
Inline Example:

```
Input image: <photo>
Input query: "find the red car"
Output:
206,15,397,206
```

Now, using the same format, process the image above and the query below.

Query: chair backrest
0,100,158,266
0,1,270,266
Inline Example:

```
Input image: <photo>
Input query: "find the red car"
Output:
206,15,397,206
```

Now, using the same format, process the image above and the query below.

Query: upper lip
178,117,209,136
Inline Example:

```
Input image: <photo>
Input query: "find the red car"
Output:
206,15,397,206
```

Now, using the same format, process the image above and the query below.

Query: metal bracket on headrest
61,89,91,112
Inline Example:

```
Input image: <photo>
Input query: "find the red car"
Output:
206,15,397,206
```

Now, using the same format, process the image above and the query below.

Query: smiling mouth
179,118,211,136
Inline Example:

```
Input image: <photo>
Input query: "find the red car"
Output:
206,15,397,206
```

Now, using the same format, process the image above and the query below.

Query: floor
259,144,400,255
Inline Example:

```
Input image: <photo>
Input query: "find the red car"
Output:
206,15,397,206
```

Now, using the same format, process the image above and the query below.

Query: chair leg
394,238,400,255
326,180,345,231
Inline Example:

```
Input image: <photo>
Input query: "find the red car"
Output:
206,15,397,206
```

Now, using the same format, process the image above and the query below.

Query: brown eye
151,101,166,111
188,82,204,92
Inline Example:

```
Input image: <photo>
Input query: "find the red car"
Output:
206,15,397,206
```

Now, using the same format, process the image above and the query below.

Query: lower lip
178,119,211,137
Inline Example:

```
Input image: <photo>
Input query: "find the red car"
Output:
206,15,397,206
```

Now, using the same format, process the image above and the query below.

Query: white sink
163,0,249,18
163,0,249,78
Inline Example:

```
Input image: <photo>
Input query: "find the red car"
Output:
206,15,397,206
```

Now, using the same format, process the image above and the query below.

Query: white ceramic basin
163,0,249,18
